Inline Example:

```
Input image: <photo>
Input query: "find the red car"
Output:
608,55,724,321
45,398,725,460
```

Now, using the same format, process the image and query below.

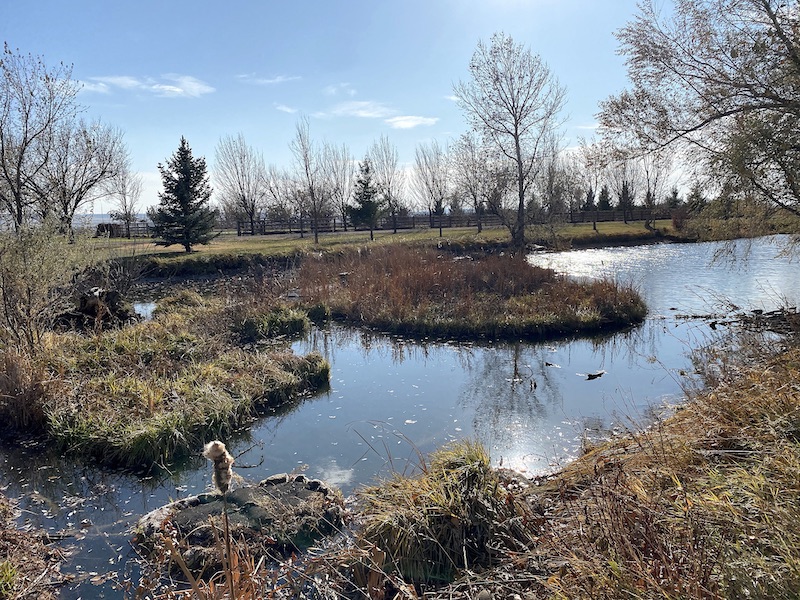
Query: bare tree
368,135,406,233
451,132,492,233
454,32,567,249
290,117,331,244
109,153,143,238
639,150,672,230
36,118,125,233
535,134,571,218
0,44,80,229
214,133,268,235
608,151,640,224
264,164,293,220
321,142,355,231
599,0,800,215
413,140,450,237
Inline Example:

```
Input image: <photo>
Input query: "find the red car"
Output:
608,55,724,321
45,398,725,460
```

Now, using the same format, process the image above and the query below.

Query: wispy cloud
237,73,301,85
79,80,111,94
574,123,599,130
83,74,214,97
323,82,357,97
274,103,298,114
444,94,460,102
385,115,439,129
330,101,395,119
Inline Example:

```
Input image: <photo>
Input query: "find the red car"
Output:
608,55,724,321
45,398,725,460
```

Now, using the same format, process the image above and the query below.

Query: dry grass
525,342,800,599
352,440,536,586
0,493,65,600
297,246,646,341
0,290,329,470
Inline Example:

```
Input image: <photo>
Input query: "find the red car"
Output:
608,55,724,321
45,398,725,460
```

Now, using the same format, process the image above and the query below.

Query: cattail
203,440,234,493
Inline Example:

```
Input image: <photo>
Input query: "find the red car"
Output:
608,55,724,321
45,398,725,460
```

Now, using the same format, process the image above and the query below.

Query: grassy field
92,220,675,275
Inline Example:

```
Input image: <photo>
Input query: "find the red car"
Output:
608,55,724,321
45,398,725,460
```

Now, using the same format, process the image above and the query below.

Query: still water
1,236,797,598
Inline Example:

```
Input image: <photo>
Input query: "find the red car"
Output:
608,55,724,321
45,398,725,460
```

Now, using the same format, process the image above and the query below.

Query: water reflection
2,236,798,599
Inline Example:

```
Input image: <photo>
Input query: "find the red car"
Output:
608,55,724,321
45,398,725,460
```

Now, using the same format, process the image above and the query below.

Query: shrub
0,222,99,356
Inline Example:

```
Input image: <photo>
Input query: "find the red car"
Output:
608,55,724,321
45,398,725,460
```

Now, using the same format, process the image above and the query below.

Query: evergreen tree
582,186,596,211
686,182,707,214
666,186,682,209
148,137,218,253
597,185,612,211
347,158,383,241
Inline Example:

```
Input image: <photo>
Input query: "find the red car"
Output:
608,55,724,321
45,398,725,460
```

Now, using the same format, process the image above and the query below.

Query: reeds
297,246,646,341
352,439,537,586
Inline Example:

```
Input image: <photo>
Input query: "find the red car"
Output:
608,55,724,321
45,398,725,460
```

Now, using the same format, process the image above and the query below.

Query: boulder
135,474,345,573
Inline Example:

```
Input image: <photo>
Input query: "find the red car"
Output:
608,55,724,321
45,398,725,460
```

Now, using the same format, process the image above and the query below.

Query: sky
3,0,643,213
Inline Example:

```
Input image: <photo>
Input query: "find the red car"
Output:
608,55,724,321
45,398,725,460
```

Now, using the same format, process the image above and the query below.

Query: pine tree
347,158,382,241
597,185,612,211
148,137,218,253
582,186,596,211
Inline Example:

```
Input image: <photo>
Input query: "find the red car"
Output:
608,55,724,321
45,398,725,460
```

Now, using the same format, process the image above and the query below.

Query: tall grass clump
351,440,536,587
298,246,645,340
0,349,48,431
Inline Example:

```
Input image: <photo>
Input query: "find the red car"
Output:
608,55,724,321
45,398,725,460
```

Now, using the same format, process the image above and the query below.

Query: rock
135,476,345,573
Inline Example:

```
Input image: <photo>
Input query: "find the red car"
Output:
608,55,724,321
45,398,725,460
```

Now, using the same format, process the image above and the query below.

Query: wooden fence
235,208,672,236
94,222,152,238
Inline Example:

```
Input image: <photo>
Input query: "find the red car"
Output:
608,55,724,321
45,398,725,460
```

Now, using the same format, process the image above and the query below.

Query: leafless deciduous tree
290,116,331,244
214,133,268,234
321,142,354,231
450,132,493,233
37,118,125,232
413,140,450,237
109,153,143,238
368,135,406,233
454,32,567,248
599,0,800,215
608,151,641,224
264,164,297,222
639,149,672,230
0,44,80,229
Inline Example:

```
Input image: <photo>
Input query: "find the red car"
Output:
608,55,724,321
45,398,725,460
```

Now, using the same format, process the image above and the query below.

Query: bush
0,222,99,355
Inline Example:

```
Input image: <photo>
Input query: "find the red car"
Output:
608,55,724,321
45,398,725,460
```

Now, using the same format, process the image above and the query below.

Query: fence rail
94,207,673,239
235,208,672,236
94,222,152,238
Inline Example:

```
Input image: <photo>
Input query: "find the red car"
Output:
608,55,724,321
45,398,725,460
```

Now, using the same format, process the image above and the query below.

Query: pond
1,235,797,598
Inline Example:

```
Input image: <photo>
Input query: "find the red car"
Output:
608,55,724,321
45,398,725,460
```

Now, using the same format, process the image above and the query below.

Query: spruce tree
148,137,218,253
347,158,382,241
597,185,612,211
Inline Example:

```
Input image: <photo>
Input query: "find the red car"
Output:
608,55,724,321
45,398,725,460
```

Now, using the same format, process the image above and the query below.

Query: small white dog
203,440,235,493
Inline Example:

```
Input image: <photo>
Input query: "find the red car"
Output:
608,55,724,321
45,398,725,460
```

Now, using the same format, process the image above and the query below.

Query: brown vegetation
0,289,330,470
297,246,646,341
0,494,65,600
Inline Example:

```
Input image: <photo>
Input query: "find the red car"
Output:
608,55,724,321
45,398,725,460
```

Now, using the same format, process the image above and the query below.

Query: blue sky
4,0,641,211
